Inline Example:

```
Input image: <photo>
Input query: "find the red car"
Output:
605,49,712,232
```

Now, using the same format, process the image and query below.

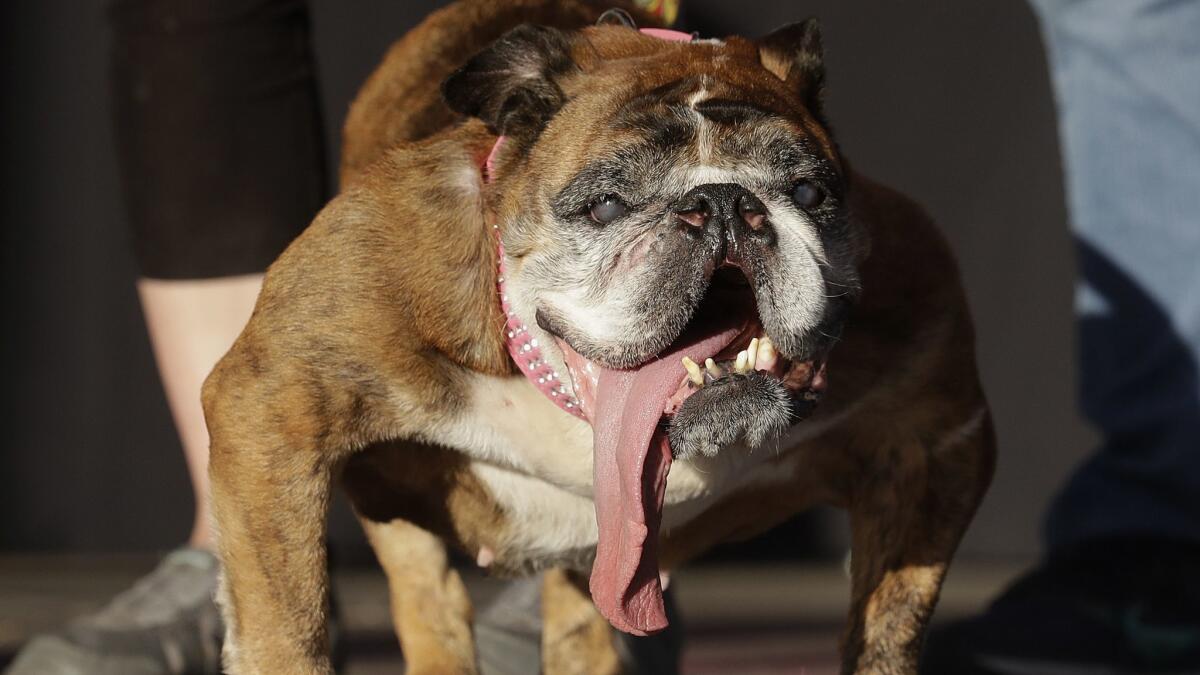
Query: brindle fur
204,2,995,673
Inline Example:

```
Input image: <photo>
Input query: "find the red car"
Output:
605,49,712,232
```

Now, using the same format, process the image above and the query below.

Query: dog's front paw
667,370,792,460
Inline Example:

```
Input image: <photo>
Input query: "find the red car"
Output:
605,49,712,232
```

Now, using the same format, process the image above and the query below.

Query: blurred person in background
925,0,1200,672
6,0,327,673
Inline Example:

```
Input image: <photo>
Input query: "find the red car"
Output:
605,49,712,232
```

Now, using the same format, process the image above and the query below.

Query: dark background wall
0,0,1093,560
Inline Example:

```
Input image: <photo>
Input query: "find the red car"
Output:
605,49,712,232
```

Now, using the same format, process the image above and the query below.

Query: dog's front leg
838,411,996,675
204,369,337,675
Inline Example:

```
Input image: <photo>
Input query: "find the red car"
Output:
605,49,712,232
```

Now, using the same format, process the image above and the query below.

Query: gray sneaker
5,548,224,675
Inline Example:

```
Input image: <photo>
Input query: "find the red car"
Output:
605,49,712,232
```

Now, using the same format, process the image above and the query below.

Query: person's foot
922,537,1200,675
6,548,224,675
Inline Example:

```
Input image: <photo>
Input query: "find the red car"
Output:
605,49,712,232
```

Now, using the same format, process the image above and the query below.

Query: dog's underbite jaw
549,264,831,429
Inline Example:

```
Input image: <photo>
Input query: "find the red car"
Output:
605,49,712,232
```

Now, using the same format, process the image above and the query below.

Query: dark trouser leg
1030,0,1200,554
109,0,327,280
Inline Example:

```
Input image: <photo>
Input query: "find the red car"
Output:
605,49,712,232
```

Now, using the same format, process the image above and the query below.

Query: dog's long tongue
589,319,744,635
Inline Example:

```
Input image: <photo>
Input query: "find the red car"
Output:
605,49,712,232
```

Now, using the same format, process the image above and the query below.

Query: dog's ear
442,24,577,138
757,19,825,120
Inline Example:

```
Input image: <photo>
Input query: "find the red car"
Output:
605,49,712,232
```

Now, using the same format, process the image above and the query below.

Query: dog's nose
673,183,768,237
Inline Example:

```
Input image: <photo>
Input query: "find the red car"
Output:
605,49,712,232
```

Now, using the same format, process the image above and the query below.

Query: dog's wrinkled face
531,87,850,370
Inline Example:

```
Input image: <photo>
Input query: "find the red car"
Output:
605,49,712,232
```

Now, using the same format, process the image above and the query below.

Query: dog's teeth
747,337,759,370
757,337,777,371
705,358,724,378
734,351,749,374
681,356,704,387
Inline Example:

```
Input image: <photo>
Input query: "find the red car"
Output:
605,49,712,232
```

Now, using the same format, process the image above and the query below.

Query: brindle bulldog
203,1,995,673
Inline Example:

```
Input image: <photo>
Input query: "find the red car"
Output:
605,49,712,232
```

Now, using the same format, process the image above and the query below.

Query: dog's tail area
339,0,666,187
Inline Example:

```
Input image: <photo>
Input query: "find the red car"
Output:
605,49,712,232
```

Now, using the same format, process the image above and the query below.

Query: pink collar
487,26,694,420
486,136,584,417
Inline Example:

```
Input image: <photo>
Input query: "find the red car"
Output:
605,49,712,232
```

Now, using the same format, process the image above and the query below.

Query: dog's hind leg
542,568,622,675
837,408,996,675
362,517,478,674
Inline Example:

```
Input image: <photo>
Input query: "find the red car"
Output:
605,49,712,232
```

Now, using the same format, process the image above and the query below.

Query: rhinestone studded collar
486,138,587,420
484,26,695,421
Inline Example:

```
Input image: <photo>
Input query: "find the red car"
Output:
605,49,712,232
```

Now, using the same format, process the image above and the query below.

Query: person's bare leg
138,274,263,549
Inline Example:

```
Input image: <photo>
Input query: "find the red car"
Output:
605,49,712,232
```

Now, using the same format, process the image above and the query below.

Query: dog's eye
589,194,628,225
792,181,825,209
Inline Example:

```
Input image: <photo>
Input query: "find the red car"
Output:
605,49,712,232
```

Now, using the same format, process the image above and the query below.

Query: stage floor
0,555,1023,674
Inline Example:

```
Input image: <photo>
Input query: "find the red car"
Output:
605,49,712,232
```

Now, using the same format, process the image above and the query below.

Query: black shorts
108,0,327,279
